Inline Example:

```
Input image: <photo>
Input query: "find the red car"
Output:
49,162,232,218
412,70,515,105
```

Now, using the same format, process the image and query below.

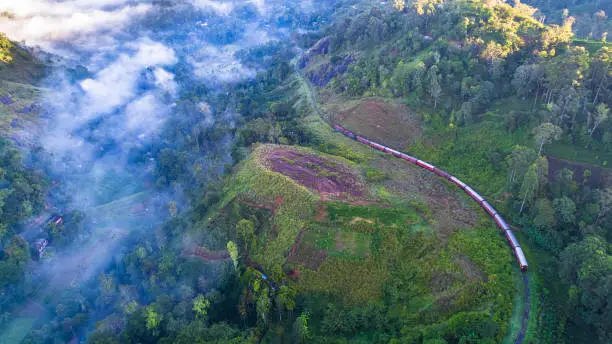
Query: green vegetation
1,1,610,343
0,33,13,63
298,1,612,343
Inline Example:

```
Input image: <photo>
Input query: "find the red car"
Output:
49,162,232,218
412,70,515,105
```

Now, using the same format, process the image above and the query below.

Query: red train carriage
433,168,451,180
400,153,418,164
356,136,370,145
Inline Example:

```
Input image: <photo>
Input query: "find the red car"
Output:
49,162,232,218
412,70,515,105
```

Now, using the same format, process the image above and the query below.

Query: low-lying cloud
0,1,151,52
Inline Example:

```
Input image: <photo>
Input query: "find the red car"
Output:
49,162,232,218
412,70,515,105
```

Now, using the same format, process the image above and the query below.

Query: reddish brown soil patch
338,98,423,150
315,202,328,221
288,268,301,280
547,155,610,187
266,149,365,201
183,245,230,262
378,156,478,240
240,196,281,216
286,231,328,270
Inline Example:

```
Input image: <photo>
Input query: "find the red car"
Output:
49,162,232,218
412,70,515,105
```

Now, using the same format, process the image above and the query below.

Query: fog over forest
0,0,323,339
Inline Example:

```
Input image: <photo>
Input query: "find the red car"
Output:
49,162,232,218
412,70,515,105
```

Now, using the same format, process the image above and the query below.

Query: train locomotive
332,124,528,271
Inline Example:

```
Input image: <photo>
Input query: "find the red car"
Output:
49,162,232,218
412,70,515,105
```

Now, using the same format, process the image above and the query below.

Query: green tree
145,306,162,330
588,103,609,136
0,33,12,63
520,164,539,213
275,285,296,321
256,289,271,325
554,196,576,225
293,311,311,343
192,295,210,320
227,241,238,269
534,198,556,231
505,145,537,185
428,65,442,109
533,122,562,155
236,219,255,251
393,0,405,12
595,187,612,225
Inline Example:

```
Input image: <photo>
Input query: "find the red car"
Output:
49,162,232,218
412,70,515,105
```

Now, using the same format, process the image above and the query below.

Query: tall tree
588,103,609,136
533,122,562,155
554,196,576,225
428,65,442,109
520,164,539,213
505,145,537,185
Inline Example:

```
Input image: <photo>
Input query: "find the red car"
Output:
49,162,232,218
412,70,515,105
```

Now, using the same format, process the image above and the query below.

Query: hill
210,136,520,342
0,33,47,146
298,1,612,343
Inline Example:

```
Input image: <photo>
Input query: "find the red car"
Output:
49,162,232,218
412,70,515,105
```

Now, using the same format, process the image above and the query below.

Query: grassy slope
219,98,519,339
0,38,47,143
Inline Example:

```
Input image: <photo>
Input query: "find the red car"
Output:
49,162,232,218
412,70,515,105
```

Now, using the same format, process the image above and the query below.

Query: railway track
294,51,531,344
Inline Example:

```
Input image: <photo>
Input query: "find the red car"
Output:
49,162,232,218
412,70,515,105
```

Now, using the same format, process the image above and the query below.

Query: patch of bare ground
314,202,328,221
182,245,230,262
377,156,479,241
238,195,284,216
431,270,464,295
335,98,423,150
264,147,366,201
453,254,485,282
286,231,328,270
547,155,611,187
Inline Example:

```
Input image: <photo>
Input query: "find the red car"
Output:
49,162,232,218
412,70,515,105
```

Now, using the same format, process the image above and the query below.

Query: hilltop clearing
207,141,517,342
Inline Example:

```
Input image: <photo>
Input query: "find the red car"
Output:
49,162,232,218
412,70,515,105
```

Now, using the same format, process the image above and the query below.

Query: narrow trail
294,51,531,344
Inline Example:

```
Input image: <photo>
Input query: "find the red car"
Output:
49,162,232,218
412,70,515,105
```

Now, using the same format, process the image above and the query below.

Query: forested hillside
0,1,610,343
524,0,611,40
297,0,611,342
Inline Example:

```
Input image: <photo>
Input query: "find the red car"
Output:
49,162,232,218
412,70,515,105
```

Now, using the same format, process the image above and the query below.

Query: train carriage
416,160,435,171
433,168,451,179
514,247,528,271
356,136,370,145
400,154,418,164
388,148,402,158
481,201,497,216
464,186,485,203
505,230,520,249
494,214,511,231
449,176,467,189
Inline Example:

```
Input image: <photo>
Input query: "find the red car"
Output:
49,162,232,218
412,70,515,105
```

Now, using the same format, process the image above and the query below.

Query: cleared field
336,97,423,149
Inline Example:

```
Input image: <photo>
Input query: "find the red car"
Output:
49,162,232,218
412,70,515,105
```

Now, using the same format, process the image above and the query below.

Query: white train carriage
493,214,508,230
464,186,485,203
416,160,435,171
514,246,528,271
449,176,467,189
481,200,497,216
505,230,520,249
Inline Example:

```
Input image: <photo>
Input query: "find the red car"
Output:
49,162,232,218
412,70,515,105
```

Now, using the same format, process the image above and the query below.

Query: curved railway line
295,52,531,344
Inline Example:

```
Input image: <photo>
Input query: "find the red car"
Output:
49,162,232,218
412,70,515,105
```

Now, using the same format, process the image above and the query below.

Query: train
332,124,528,271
